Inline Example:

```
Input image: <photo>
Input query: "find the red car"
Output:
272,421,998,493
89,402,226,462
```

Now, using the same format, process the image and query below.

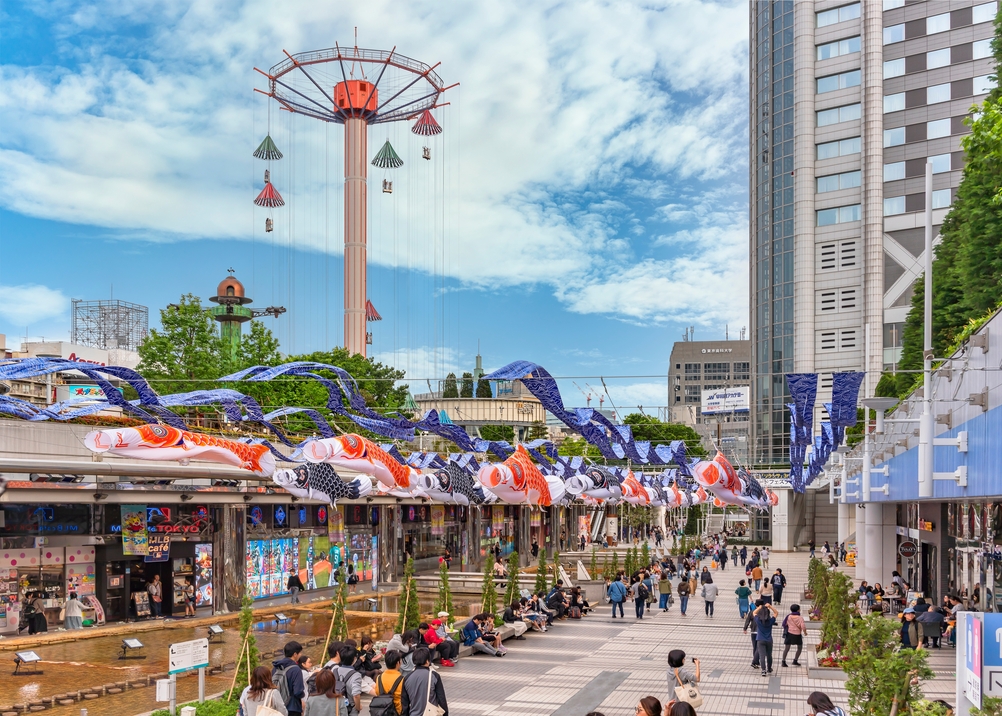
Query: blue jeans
753,579,761,590
659,593,670,610
635,597,646,618
738,597,750,617
680,595,689,614
611,600,624,617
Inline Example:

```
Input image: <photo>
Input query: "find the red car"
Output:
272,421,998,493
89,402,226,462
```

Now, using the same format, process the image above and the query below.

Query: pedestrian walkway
431,550,957,716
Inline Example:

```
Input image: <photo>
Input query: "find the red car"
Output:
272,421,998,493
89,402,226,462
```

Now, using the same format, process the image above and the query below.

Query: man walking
771,569,787,605
272,641,306,716
401,647,449,716
761,547,770,569
739,545,748,566
147,574,163,618
608,574,627,618
751,563,763,591
677,576,691,616
287,571,304,604
808,539,816,558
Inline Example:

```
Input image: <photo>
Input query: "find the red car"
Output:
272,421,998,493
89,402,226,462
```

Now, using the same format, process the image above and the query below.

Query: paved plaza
427,551,957,716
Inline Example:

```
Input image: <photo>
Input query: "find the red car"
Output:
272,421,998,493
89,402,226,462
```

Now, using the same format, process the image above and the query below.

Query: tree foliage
480,424,515,442
443,373,459,399
843,613,935,716
434,559,454,622
534,550,549,594
137,295,229,394
396,557,421,633
557,436,603,458
481,554,499,615
889,10,1002,398
503,551,521,608
228,593,259,698
460,372,474,398
330,565,349,643
622,413,707,456
476,378,493,398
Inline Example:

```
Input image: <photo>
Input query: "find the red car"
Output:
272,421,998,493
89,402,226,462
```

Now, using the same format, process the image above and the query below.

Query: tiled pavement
414,550,958,716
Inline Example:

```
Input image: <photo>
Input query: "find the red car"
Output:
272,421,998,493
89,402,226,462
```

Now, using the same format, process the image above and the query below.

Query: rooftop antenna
740,326,747,340
726,324,729,340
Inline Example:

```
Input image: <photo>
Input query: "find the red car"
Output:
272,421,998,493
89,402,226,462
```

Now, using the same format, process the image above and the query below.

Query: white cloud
1,0,750,327
372,345,464,392
0,284,68,326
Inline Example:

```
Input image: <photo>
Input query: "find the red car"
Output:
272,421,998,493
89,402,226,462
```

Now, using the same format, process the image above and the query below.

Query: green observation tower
209,269,285,356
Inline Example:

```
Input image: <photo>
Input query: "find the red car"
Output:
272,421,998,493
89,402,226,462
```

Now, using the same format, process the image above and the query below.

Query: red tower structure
255,44,455,357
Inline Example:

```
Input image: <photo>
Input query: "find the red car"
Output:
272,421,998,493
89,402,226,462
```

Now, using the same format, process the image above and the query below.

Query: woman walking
735,579,752,617
701,575,718,617
782,604,806,666
63,592,84,630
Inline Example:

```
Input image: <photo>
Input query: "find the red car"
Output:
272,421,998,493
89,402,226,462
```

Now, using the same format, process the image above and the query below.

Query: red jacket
423,628,443,646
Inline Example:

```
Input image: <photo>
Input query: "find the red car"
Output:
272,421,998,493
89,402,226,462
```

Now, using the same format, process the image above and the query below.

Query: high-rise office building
748,0,997,465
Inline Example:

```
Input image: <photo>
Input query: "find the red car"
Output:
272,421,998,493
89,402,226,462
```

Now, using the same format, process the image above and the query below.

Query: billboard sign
701,386,750,414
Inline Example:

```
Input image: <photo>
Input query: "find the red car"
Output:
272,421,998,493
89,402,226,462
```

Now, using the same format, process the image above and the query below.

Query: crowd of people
233,531,961,716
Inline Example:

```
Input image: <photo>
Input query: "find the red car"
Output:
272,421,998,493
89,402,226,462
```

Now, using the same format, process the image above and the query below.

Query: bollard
180,708,196,716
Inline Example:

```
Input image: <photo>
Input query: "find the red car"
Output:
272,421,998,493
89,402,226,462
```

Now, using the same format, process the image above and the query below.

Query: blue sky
0,0,749,414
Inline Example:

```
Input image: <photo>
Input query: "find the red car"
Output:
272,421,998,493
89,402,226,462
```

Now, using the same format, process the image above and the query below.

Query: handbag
673,669,704,708
256,689,286,716
422,668,445,716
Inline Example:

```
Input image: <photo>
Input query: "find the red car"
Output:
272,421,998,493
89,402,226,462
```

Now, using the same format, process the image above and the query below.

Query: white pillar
837,501,849,547
854,504,867,581
863,503,886,586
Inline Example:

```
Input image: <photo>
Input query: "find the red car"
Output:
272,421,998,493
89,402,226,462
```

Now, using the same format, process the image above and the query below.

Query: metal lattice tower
70,299,149,351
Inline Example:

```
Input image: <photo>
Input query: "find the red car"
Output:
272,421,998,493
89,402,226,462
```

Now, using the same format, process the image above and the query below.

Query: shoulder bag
422,668,445,716
673,668,704,709
255,689,286,716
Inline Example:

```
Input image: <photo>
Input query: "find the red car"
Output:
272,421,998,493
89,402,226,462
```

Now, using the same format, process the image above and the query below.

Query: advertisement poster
530,511,541,528
328,506,345,543
121,504,149,556
431,506,445,536
967,613,983,707
371,536,379,590
347,533,373,582
492,506,504,534
246,539,299,598
145,533,171,562
194,544,213,607
66,563,96,596
577,515,592,542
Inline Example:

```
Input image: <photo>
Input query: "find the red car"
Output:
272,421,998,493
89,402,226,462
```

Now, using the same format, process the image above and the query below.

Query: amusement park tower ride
209,270,286,357
255,43,455,358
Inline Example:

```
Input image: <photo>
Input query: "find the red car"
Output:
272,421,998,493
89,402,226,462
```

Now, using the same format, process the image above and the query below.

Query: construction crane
572,381,592,408
585,383,606,412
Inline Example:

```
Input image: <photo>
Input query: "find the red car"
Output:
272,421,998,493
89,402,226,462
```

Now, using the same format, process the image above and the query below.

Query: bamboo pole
227,637,249,701
888,669,917,716
321,604,338,662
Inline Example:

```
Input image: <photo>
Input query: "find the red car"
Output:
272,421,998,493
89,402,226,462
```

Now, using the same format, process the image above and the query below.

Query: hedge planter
804,619,824,631
807,645,848,681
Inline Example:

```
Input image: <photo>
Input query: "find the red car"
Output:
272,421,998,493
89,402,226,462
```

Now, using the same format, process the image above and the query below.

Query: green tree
480,424,515,442
972,697,1002,716
476,378,493,398
534,550,549,594
624,547,636,578
396,557,420,633
623,413,708,456
503,551,521,608
684,505,702,535
460,372,474,398
434,559,454,622
610,551,620,578
843,613,935,716
330,565,348,643
234,319,282,371
641,542,650,569
443,373,459,398
590,547,598,578
137,294,227,395
556,436,603,458
820,571,855,651
481,555,499,615
551,549,561,588
527,421,548,440
893,11,1002,397
228,593,259,698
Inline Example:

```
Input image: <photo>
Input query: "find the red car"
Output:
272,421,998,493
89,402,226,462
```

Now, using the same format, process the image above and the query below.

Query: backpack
333,666,359,714
272,663,293,707
569,606,582,619
369,673,404,716
638,582,650,601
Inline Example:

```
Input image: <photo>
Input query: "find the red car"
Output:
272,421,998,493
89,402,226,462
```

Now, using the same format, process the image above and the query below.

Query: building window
884,127,905,147
817,170,861,193
884,93,905,113
817,136,861,160
884,161,906,182
884,24,904,45
817,36,861,61
684,385,701,403
733,362,750,380
974,39,993,60
817,103,861,127
817,204,861,226
883,0,904,8
974,2,999,24
817,3,860,28
932,188,952,209
684,363,701,380
975,75,995,95
926,13,951,35
928,118,951,139
817,70,861,94
927,48,951,69
884,196,906,216
704,362,730,380
927,83,951,105
930,153,952,174
883,58,905,79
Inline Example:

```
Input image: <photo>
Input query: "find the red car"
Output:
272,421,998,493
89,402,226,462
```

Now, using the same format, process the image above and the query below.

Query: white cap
437,611,449,618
